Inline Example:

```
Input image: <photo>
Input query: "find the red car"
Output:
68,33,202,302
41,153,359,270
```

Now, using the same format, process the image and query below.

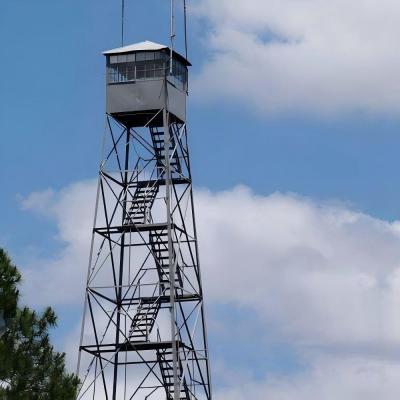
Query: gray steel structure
76,42,212,400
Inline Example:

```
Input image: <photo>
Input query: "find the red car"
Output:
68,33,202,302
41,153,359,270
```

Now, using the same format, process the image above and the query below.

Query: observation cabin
103,40,191,127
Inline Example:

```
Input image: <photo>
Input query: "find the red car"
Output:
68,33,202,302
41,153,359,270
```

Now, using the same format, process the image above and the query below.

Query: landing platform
80,340,190,356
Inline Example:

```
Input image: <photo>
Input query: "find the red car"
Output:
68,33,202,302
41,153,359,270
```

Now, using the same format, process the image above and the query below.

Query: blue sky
2,0,400,227
2,1,400,398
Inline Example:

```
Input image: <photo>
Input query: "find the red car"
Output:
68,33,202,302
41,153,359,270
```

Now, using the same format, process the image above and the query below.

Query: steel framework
76,87,212,399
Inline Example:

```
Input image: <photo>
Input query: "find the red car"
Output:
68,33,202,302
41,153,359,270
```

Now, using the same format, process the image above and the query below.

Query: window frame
107,50,188,88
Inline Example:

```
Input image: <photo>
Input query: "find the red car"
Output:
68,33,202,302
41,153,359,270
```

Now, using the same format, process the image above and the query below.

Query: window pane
107,53,174,83
146,67,155,78
117,54,127,63
159,51,167,62
146,61,155,70
119,64,128,81
136,52,146,61
136,69,145,79
146,52,155,61
127,64,135,80
154,60,164,77
135,61,145,70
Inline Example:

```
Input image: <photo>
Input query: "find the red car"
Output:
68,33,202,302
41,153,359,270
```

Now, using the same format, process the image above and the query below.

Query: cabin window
107,51,188,90
136,52,146,62
168,59,188,90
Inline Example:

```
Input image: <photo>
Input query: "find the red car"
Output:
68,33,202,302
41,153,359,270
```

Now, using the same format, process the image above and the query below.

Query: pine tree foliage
0,249,79,399
0,249,20,326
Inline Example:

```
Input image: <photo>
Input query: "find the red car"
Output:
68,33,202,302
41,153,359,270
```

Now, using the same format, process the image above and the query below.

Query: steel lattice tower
76,38,212,400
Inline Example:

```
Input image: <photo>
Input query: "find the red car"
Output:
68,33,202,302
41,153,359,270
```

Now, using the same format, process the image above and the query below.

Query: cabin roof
103,40,191,66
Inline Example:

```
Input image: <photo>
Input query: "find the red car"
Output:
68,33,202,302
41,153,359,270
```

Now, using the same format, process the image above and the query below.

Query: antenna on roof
121,0,125,46
183,0,188,60
170,0,175,74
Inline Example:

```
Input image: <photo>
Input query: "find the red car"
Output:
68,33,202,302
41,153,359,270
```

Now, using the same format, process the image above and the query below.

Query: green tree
0,249,79,399
0,249,20,331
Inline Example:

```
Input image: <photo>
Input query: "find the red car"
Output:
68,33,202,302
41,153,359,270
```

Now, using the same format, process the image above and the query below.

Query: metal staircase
123,125,190,396
128,300,160,342
157,348,190,400
150,126,181,175
125,182,159,225
149,230,183,293
125,126,184,344
124,125,181,226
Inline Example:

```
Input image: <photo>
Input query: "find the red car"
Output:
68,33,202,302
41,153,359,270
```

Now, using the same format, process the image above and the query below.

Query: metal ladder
124,182,159,225
150,126,181,176
128,300,160,342
149,230,183,294
157,348,190,400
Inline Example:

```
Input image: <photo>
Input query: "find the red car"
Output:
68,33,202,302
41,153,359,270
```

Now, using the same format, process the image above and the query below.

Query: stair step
134,190,155,195
133,314,157,319
133,318,155,322
155,159,178,165
134,191,156,196
128,300,160,343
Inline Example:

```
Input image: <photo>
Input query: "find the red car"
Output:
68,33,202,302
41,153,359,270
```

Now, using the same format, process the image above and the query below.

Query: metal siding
107,80,186,122
166,82,186,122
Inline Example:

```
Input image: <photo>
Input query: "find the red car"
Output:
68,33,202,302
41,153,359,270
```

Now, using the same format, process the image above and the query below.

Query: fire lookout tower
76,39,212,400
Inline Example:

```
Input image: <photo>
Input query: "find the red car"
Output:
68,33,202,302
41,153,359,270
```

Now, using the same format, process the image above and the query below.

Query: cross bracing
76,111,212,400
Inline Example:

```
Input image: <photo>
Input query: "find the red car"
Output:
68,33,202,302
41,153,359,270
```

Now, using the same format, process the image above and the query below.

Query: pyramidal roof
103,40,191,65
103,40,167,54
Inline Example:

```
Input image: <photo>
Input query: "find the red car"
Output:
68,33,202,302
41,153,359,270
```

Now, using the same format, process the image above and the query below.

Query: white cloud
192,0,400,116
196,187,400,350
20,180,95,306
214,355,400,400
21,181,400,397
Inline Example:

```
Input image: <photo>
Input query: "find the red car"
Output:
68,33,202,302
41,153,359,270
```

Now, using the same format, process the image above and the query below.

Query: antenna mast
170,0,175,74
183,0,188,59
121,0,125,46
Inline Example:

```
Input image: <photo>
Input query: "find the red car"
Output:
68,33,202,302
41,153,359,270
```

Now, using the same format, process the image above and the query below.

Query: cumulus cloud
196,187,400,351
20,180,95,305
214,355,400,400
191,0,400,116
21,181,400,397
